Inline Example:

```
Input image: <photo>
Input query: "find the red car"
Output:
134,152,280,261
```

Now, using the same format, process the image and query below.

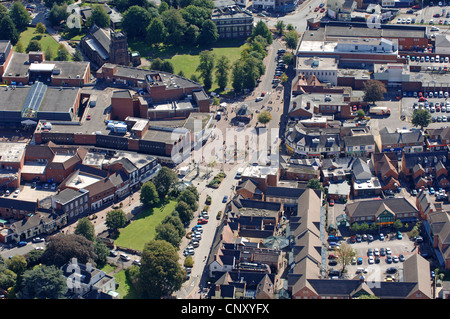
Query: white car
255,97,263,102
368,256,374,264
374,248,380,256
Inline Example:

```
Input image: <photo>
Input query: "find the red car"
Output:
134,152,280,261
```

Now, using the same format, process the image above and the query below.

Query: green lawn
114,269,138,299
114,200,177,252
129,39,248,93
16,27,64,59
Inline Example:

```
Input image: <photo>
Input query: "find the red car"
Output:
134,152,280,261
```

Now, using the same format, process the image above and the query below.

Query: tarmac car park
327,231,416,281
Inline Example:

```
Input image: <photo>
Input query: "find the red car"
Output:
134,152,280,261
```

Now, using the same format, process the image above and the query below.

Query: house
211,4,253,39
235,179,264,200
376,128,424,155
61,258,118,299
401,151,449,183
344,197,419,226
211,271,276,299
425,127,450,150
372,152,400,191
285,122,342,158
426,210,450,270
51,188,89,222
327,0,357,21
416,188,443,220
343,134,376,157
280,158,321,181
351,157,382,197
321,157,355,182
327,180,351,202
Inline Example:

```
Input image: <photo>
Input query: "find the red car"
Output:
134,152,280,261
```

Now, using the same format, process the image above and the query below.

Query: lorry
369,106,391,115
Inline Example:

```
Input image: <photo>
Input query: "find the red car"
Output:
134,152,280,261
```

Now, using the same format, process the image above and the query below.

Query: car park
392,255,399,263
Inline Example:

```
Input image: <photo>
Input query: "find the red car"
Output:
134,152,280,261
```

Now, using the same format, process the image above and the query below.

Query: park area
113,200,177,252
130,39,248,92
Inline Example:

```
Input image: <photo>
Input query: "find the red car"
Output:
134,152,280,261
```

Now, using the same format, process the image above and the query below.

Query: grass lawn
114,200,177,252
129,39,248,93
114,269,138,299
16,27,66,59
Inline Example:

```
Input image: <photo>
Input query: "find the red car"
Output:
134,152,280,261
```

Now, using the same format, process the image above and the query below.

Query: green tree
26,39,42,53
161,9,187,45
196,50,215,90
36,22,46,34
153,166,178,199
146,18,167,45
74,217,96,242
174,200,193,224
140,181,160,207
7,255,27,276
283,51,294,65
198,19,219,45
232,60,245,93
356,109,365,119
45,46,55,60
122,5,151,38
0,15,19,45
335,242,356,274
56,43,70,61
161,60,175,73
215,55,230,90
363,79,387,104
284,30,299,51
40,233,96,267
16,265,67,299
15,41,24,52
275,20,285,36
94,240,109,267
257,110,272,127
105,209,127,233
307,178,323,191
155,222,182,247
184,24,200,44
180,4,211,28
250,20,272,44
88,4,111,28
177,189,198,211
137,240,185,298
162,212,186,238
150,57,164,70
411,108,432,130
73,49,83,61
9,1,31,31
48,4,69,27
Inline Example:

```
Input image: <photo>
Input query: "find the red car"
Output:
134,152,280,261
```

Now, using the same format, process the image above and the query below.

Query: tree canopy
411,108,432,130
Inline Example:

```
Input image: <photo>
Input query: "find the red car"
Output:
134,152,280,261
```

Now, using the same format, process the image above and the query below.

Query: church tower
109,30,130,66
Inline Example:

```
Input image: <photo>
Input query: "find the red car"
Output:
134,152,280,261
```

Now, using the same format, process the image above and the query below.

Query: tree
9,1,31,31
41,234,96,267
140,181,160,207
48,4,69,27
335,243,356,274
307,178,323,191
26,39,42,53
198,19,219,45
105,209,127,233
88,4,110,28
0,15,19,45
146,18,167,45
215,55,230,90
161,212,186,239
150,57,164,71
275,20,285,36
363,80,387,104
161,60,174,73
7,255,27,276
356,109,365,119
180,5,211,28
196,50,215,91
161,9,187,45
284,30,299,51
257,110,272,127
16,265,67,299
137,240,185,298
177,189,198,211
94,240,109,267
74,217,96,242
73,49,83,61
282,51,294,65
14,41,24,53
231,60,245,93
36,22,46,34
184,24,200,44
411,108,432,130
45,46,54,60
250,20,272,45
155,222,182,247
153,166,178,199
174,200,193,224
122,5,151,39
56,43,70,61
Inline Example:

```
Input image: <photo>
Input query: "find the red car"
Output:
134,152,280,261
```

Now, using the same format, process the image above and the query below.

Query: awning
21,119,37,125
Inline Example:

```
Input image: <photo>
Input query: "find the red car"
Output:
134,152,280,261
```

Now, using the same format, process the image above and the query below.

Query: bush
205,196,212,205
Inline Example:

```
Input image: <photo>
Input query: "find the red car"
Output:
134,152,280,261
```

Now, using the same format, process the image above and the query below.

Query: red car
314,6,319,11
320,7,325,12
418,92,423,97
329,199,335,206
412,5,421,9
198,218,208,224
87,114,91,120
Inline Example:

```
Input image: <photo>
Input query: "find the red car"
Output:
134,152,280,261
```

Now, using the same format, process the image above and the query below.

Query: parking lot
401,94,450,123
328,231,417,282
394,3,450,26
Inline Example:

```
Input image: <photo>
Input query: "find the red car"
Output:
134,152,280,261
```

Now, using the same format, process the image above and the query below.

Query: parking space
401,94,450,123
327,231,417,282
394,3,450,26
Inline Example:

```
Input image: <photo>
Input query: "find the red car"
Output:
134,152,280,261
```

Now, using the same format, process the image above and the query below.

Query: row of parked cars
183,211,209,258
272,49,286,87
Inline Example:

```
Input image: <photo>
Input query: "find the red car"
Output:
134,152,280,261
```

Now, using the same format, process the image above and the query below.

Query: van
238,122,245,127
236,167,244,178
439,91,444,98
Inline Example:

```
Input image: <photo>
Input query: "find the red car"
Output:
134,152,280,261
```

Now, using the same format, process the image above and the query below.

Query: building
327,0,357,21
61,258,118,299
80,25,130,68
296,57,338,86
351,157,382,197
376,128,424,155
211,4,254,39
51,188,89,222
343,133,376,157
344,197,419,226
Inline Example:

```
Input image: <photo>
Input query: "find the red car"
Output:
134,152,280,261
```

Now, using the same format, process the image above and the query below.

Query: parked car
32,237,44,243
397,231,403,239
18,241,27,247
222,195,228,203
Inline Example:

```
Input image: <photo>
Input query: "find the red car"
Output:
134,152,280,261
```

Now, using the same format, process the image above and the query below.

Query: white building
252,0,276,10
296,57,338,86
